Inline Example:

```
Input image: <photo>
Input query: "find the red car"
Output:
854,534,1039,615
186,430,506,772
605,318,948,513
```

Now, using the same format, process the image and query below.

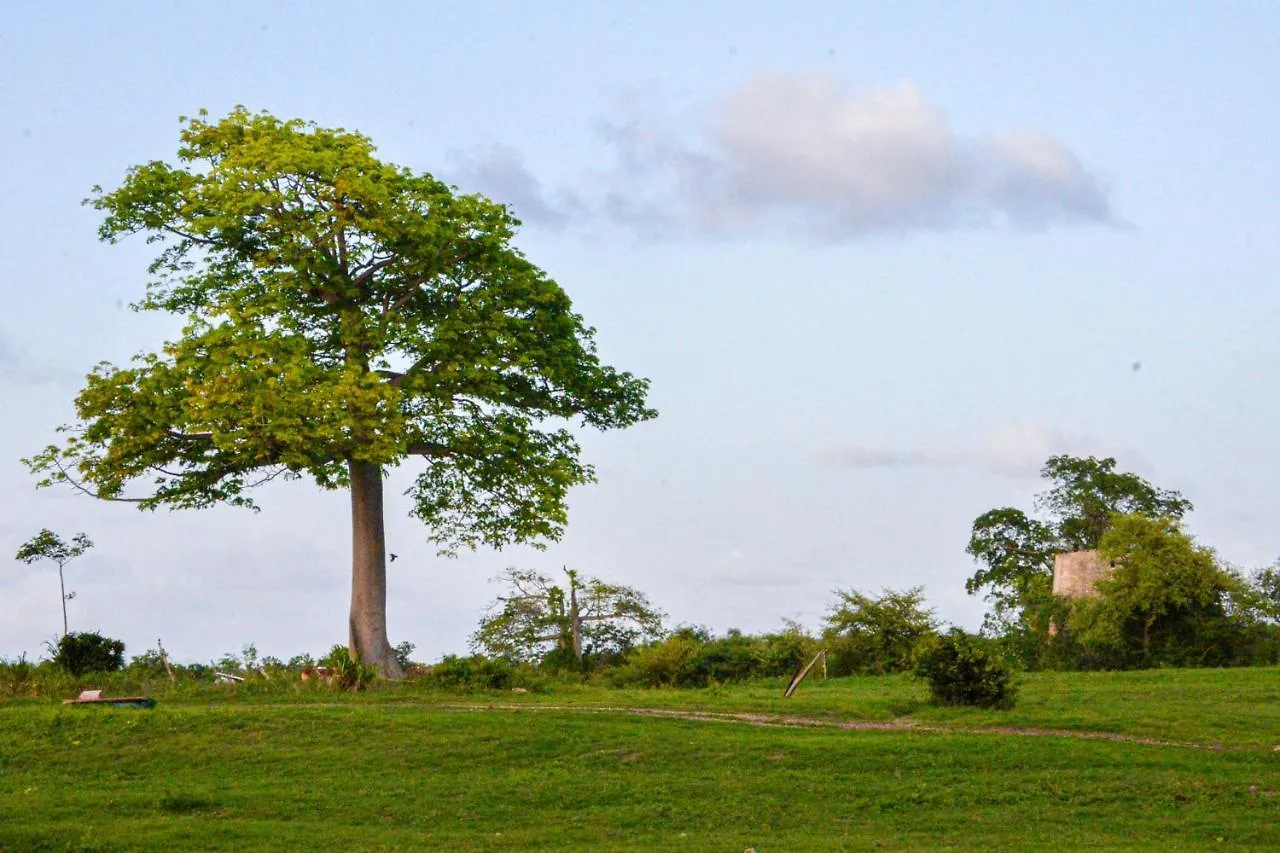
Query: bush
914,629,1017,709
608,626,821,688
50,632,125,676
756,625,822,678
607,632,703,687
319,645,379,691
824,587,937,677
423,655,518,691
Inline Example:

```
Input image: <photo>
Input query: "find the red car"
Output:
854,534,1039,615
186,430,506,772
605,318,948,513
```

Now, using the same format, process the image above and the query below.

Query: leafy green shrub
914,629,1017,709
755,624,822,678
50,632,125,676
608,626,818,688
320,645,379,691
824,587,937,676
421,655,535,691
607,632,703,687
694,630,759,684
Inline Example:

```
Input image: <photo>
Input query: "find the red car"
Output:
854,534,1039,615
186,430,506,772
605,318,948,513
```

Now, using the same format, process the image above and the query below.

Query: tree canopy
823,586,937,676
965,455,1192,639
1063,514,1255,668
472,567,666,667
15,529,94,637
26,108,655,675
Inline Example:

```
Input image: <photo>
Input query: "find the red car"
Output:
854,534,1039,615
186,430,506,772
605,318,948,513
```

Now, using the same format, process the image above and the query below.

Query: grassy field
3,668,1279,850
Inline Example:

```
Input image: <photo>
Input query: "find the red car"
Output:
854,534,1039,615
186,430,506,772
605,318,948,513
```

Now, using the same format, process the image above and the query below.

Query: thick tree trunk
348,459,404,678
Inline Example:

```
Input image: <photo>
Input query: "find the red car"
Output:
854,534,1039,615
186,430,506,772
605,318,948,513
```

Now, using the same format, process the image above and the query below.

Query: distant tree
24,108,654,677
1064,514,1247,667
823,586,937,676
15,529,93,636
472,567,666,667
1035,455,1193,551
964,508,1056,635
1246,562,1280,623
966,455,1193,644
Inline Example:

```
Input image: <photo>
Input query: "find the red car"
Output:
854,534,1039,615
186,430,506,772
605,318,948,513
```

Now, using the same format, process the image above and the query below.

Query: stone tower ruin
1051,550,1111,599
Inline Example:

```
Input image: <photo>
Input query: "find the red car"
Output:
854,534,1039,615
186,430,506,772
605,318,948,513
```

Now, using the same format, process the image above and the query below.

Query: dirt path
423,703,1234,751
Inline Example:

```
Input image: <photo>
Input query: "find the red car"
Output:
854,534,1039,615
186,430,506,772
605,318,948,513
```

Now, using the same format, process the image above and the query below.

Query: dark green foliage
823,587,937,676
50,632,125,676
914,629,1017,709
422,654,519,691
965,507,1056,637
1058,515,1280,669
608,626,821,688
1037,455,1193,551
966,455,1194,651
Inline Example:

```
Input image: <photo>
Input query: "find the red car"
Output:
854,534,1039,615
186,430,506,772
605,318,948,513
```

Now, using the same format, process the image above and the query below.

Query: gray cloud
823,445,963,470
0,330,77,386
598,73,1116,239
448,145,583,229
825,421,1141,479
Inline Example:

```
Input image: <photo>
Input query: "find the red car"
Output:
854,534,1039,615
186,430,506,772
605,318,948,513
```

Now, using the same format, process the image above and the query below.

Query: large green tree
1065,514,1251,667
966,455,1192,639
26,109,655,676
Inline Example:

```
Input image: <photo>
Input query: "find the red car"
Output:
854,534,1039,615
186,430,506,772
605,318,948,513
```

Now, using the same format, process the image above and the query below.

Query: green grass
3,668,1280,850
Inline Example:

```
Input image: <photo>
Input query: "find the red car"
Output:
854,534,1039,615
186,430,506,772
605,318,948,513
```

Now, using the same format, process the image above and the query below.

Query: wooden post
784,649,827,699
157,638,176,682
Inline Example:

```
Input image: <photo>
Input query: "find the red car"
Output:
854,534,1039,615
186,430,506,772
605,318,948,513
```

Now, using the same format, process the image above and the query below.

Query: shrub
914,629,1017,709
50,632,125,676
320,645,379,691
607,632,703,687
393,641,416,669
424,655,517,691
824,587,937,676
756,624,822,678
607,625,819,688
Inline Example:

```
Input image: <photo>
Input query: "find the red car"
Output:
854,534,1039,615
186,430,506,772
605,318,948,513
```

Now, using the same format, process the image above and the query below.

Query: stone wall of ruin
1051,550,1111,599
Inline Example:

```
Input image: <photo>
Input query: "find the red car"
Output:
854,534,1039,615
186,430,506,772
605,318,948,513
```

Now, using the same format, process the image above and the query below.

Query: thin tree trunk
58,563,68,637
570,580,582,661
348,459,403,678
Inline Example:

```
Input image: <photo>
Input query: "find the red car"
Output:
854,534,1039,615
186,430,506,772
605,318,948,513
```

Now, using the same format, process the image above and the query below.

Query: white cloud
453,72,1117,240
594,72,1116,239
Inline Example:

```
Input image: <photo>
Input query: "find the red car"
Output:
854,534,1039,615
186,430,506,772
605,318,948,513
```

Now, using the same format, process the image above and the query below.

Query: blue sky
2,1,1277,664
